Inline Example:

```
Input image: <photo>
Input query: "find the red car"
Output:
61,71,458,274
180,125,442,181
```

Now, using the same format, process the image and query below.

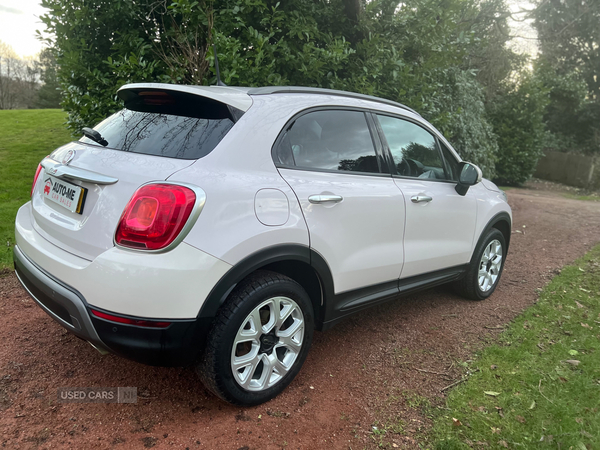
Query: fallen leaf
529,400,536,410
581,323,592,329
569,350,580,356
485,391,501,397
452,418,462,427
576,418,583,424
564,360,581,366
559,377,568,382
498,440,508,448
392,444,399,448
490,364,498,370
491,427,501,434
516,415,526,423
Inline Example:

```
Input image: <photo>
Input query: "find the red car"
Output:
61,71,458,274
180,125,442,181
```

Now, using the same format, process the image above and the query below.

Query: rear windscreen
80,108,235,160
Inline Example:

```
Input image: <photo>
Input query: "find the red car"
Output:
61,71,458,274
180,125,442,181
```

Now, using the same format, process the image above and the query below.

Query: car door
273,109,406,295
374,113,477,279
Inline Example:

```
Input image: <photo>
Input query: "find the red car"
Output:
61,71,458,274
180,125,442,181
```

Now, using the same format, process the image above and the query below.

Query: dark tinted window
80,109,234,160
377,115,447,180
276,110,380,174
439,141,461,181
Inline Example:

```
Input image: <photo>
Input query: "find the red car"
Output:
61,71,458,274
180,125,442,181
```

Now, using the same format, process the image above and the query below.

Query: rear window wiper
82,127,108,147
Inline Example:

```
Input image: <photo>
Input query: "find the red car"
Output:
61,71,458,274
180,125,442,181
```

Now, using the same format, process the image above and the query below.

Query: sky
0,0,48,58
0,0,538,59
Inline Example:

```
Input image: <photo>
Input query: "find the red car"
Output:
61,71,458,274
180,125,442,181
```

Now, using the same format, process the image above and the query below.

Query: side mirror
455,162,482,196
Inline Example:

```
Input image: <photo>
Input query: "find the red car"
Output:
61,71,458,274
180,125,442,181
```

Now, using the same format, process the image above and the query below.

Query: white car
14,84,511,405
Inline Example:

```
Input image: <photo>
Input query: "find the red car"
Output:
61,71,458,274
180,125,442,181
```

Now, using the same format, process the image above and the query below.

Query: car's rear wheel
453,228,506,301
198,270,314,405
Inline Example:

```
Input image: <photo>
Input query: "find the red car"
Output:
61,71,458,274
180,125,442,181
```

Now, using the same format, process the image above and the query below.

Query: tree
532,0,600,101
488,74,549,185
40,0,521,177
531,0,600,153
34,48,62,108
0,41,39,109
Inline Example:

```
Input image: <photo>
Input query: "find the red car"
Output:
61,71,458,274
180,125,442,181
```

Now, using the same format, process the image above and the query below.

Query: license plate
42,174,87,214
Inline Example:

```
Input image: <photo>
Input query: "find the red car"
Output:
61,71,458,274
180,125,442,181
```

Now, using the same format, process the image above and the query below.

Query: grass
430,245,600,449
563,193,600,202
0,109,72,270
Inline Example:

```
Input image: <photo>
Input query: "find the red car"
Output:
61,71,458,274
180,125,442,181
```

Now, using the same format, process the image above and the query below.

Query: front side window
377,114,447,180
439,141,461,181
275,110,380,174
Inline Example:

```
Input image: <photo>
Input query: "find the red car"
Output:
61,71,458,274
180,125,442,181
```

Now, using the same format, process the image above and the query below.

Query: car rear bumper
14,244,108,351
14,245,212,366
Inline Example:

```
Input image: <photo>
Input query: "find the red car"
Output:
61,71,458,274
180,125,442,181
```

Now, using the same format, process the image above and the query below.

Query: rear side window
275,110,380,174
80,110,234,160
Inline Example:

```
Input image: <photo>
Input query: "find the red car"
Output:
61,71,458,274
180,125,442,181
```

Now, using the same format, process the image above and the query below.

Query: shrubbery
488,75,549,185
39,0,599,185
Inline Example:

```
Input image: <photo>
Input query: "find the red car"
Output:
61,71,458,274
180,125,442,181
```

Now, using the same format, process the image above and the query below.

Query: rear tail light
31,163,43,197
90,309,171,328
115,183,196,250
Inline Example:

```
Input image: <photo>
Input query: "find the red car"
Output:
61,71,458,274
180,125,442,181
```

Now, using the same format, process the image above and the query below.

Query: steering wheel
397,159,411,176
405,159,422,177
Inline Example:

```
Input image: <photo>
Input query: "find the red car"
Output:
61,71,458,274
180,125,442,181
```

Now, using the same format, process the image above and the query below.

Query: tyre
453,228,506,301
197,270,314,405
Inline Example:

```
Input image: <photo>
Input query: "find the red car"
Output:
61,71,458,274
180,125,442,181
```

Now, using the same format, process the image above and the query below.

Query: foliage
39,0,523,176
431,244,600,449
434,68,498,177
0,41,39,110
531,0,600,101
0,110,71,269
35,48,62,109
488,74,549,185
39,0,171,133
531,0,600,154
534,59,599,154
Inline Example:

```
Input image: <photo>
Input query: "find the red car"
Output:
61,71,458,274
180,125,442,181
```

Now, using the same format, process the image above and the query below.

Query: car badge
62,150,75,165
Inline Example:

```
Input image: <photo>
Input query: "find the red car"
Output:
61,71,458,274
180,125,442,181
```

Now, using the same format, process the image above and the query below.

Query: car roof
118,83,419,116
246,86,420,116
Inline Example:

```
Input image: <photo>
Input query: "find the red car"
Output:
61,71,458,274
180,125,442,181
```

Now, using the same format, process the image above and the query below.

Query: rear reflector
115,183,196,250
31,163,43,197
90,309,171,328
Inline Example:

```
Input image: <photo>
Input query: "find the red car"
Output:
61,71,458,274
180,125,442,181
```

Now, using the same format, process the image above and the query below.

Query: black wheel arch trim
197,245,332,322
473,212,512,261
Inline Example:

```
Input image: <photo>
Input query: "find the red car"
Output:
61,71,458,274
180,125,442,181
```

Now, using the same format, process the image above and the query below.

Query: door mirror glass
459,162,482,186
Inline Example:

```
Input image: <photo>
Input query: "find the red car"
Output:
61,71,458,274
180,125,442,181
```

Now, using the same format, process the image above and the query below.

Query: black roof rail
247,86,420,116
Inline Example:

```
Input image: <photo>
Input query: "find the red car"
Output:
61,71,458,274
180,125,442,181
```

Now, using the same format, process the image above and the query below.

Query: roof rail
247,86,420,116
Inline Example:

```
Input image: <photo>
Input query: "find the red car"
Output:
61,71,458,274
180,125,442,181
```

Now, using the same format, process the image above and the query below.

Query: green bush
488,75,549,185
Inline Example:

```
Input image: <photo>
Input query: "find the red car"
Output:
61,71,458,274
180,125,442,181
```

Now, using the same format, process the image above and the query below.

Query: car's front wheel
197,271,314,405
454,228,506,301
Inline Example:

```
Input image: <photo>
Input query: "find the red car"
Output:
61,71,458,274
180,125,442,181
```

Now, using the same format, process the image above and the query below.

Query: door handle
411,195,433,203
308,194,343,204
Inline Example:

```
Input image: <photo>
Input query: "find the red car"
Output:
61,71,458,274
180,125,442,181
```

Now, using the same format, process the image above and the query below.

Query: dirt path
1,182,599,450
